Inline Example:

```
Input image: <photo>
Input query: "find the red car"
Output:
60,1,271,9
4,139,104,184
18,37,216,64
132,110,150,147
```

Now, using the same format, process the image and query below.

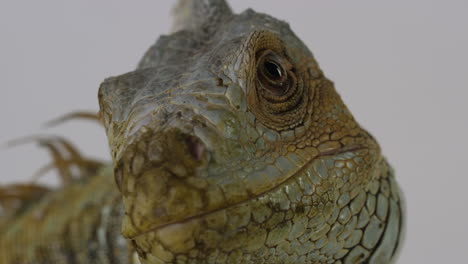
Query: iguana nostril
185,135,205,162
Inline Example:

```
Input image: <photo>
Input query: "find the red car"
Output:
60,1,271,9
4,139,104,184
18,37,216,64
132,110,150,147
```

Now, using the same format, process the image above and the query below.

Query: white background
1,1,467,263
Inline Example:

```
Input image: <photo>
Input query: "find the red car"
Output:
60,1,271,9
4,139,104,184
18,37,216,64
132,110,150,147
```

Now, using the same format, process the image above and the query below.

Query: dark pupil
264,60,282,80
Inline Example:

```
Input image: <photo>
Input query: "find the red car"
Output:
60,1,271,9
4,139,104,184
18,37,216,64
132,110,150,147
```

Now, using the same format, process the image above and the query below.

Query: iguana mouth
129,144,367,239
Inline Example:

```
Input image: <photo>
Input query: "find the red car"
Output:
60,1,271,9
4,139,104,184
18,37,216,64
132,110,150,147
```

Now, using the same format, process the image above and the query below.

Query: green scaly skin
0,1,404,263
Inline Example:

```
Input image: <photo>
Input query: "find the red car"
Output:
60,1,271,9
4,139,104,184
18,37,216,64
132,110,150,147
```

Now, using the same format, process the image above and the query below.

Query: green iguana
0,0,405,263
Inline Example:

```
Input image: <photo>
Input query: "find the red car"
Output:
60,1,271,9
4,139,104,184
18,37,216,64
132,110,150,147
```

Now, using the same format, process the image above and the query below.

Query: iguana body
0,1,404,263
0,166,133,263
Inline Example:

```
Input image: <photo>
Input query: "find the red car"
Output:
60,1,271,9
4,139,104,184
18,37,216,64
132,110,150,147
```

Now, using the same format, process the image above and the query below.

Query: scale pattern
0,1,404,263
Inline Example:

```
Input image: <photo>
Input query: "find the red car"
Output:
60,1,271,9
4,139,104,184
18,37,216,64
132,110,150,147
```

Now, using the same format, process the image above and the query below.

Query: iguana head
98,0,403,263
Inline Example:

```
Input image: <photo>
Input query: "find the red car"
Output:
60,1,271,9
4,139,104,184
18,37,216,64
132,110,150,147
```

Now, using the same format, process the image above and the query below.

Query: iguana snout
111,122,216,239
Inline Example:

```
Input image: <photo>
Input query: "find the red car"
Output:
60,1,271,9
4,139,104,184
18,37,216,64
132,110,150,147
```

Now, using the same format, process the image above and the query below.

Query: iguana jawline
129,144,367,239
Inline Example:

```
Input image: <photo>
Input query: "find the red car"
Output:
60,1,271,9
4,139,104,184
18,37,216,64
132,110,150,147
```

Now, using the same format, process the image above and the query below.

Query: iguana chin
0,0,404,263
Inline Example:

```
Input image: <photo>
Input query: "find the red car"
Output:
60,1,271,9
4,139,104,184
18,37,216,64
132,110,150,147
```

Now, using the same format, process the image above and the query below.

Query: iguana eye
256,50,294,97
263,60,282,81
247,35,309,131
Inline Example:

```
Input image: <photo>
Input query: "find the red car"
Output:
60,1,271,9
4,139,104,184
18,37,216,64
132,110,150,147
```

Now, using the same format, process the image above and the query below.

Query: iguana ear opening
171,0,233,33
